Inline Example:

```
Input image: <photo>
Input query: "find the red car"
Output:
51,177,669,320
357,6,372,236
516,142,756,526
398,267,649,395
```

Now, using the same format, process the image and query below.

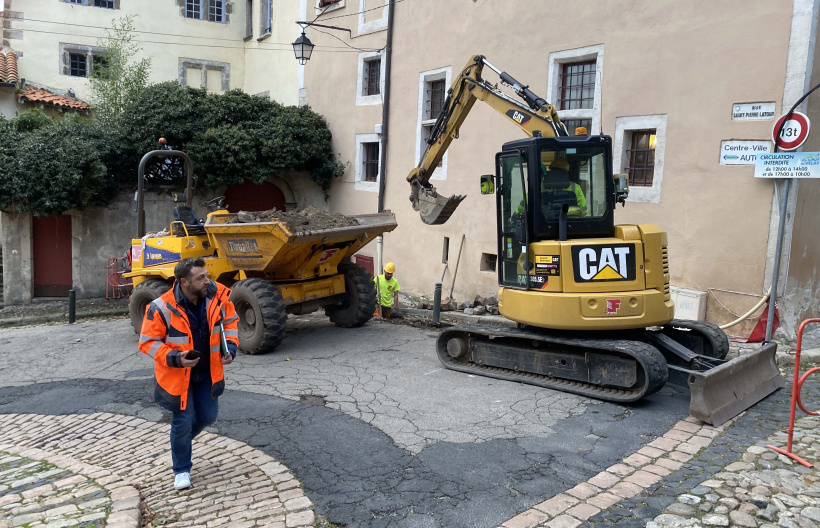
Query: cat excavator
407,55,783,425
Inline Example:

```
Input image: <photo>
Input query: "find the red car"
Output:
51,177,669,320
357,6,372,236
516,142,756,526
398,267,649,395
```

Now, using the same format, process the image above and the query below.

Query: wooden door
33,215,72,297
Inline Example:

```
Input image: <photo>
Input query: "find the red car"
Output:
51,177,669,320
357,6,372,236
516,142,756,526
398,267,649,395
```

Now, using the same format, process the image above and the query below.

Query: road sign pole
766,178,791,342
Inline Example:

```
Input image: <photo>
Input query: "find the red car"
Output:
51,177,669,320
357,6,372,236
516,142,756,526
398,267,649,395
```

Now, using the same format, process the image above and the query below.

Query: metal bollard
68,289,76,324
432,282,442,326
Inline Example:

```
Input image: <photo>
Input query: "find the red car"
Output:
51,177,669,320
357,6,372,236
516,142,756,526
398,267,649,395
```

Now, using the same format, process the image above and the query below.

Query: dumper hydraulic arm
407,55,568,225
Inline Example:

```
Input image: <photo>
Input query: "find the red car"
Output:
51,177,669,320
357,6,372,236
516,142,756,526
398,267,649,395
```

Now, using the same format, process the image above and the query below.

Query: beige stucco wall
242,0,300,104
7,0,298,105
307,0,800,319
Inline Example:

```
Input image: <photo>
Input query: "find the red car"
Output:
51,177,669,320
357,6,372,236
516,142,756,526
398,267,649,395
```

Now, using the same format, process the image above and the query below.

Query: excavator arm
408,55,567,225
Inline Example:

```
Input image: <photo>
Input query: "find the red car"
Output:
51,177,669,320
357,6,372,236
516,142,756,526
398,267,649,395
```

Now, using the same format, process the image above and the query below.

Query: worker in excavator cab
511,156,587,222
547,157,587,216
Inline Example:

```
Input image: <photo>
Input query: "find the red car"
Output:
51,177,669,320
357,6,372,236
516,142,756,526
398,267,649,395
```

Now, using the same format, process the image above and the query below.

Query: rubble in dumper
229,205,359,233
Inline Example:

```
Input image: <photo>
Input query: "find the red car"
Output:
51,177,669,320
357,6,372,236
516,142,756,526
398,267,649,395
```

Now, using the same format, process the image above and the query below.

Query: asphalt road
0,314,691,527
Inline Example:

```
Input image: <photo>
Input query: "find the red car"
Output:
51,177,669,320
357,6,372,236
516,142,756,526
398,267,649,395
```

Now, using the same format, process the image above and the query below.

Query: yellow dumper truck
124,146,397,354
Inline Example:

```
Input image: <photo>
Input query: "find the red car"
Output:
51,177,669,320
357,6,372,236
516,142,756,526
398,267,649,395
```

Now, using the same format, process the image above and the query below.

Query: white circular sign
772,112,810,151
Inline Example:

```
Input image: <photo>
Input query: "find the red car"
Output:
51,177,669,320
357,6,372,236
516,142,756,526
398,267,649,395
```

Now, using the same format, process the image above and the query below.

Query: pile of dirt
230,206,359,232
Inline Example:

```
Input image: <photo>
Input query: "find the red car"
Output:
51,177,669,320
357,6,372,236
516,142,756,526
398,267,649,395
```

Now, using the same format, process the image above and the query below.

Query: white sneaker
174,472,191,490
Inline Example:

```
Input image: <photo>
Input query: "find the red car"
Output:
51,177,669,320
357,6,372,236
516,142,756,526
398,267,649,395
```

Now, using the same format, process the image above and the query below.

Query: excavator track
658,319,730,360
437,325,668,403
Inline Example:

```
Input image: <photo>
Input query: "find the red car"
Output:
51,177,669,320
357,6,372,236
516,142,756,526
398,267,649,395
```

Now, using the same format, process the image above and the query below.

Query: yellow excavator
407,55,783,425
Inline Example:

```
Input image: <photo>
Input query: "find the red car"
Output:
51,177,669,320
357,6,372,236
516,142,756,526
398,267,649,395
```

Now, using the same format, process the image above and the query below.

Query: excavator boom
408,55,566,225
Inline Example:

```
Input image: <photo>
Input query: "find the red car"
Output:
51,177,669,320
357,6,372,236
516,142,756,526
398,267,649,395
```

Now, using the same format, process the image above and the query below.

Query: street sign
772,111,810,151
719,140,771,165
754,151,820,178
732,102,776,121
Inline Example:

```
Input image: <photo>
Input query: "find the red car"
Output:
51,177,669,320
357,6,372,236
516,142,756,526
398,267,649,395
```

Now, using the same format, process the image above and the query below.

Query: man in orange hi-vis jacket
139,257,239,490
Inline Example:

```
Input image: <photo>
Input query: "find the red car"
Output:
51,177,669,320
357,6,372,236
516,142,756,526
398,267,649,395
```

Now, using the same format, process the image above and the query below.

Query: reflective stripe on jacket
138,280,240,412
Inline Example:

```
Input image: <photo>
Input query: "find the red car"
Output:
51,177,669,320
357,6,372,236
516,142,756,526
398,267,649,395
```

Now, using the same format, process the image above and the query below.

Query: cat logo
571,244,636,282
505,109,532,126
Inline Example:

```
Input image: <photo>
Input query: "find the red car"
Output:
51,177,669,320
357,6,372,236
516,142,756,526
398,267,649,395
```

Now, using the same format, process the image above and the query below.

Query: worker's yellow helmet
384,262,396,273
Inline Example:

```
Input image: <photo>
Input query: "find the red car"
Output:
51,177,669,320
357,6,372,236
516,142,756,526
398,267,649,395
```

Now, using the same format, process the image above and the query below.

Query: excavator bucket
410,180,465,225
677,342,784,426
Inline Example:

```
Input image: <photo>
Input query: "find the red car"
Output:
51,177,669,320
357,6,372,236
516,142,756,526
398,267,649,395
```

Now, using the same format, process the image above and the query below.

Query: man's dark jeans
171,380,219,474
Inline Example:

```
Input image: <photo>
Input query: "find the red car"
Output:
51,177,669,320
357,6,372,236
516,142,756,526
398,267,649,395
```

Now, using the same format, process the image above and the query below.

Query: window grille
363,143,379,182
364,59,381,96
69,53,87,77
562,119,592,136
558,60,596,110
626,130,656,186
93,0,115,8
426,79,445,120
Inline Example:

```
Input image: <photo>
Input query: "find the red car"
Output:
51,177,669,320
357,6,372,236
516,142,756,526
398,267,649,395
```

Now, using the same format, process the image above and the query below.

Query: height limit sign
772,111,810,151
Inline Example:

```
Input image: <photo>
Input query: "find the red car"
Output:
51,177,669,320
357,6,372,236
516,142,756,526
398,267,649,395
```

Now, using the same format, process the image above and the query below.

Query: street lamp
291,22,353,65
291,31,314,65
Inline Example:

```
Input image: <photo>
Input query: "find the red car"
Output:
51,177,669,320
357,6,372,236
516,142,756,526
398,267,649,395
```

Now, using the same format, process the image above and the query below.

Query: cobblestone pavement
0,413,314,528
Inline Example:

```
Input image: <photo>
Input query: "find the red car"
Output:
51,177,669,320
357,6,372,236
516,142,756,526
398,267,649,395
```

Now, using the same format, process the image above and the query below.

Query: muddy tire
662,319,729,360
230,279,287,354
129,279,172,334
326,263,377,328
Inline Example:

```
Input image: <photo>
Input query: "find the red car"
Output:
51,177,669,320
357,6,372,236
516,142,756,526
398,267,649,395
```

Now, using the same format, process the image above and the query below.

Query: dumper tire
662,319,729,360
230,279,287,354
129,279,172,334
326,263,376,328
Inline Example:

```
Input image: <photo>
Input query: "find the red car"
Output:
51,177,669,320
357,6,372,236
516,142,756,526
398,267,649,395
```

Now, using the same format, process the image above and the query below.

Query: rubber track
661,319,730,360
326,263,376,328
232,278,287,354
436,325,668,403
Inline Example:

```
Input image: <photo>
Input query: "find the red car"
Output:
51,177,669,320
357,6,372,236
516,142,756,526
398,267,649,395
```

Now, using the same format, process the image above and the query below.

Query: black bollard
432,282,442,326
68,289,76,324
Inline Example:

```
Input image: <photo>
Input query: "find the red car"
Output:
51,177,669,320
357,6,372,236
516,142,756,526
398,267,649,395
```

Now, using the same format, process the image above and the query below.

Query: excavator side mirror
480,174,495,195
615,174,629,207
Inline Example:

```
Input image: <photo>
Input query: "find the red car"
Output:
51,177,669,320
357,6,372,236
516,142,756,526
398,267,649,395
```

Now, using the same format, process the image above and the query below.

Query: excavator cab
496,135,615,288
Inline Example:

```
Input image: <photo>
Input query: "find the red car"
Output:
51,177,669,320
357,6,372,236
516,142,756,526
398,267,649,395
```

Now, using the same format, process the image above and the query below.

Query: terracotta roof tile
0,53,6,83
20,86,90,111
5,51,17,83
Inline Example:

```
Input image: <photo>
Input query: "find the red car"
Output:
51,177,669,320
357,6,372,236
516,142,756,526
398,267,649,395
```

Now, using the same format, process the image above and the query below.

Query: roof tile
20,86,91,111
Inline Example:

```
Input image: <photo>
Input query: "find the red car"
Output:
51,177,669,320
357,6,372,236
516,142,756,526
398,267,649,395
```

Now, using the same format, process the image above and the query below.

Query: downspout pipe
375,0,394,273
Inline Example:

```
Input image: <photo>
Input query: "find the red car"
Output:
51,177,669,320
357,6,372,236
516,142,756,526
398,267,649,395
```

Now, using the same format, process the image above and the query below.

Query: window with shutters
259,0,272,36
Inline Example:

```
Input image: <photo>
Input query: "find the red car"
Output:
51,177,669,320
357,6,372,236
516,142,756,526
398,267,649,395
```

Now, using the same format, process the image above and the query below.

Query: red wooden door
225,181,286,213
33,215,73,297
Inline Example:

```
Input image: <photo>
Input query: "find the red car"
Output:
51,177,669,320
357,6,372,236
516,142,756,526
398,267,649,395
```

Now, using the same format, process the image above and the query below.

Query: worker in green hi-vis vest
374,262,400,319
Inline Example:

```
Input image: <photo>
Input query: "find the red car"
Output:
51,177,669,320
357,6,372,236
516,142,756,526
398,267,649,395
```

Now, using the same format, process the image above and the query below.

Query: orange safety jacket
138,280,239,412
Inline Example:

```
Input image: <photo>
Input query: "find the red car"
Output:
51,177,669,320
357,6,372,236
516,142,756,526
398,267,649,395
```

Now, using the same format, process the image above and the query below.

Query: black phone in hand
185,350,201,360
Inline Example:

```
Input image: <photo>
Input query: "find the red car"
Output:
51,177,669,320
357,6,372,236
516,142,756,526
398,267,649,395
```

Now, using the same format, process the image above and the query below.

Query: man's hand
180,356,199,368
221,354,233,365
